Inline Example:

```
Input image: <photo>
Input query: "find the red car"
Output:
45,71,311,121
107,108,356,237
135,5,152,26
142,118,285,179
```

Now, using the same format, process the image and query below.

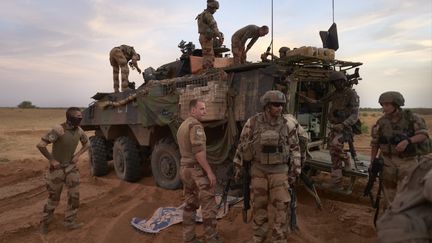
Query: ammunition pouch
257,130,287,165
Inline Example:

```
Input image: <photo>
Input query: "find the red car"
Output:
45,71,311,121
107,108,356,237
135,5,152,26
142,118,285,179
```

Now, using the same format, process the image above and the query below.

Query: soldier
376,153,432,242
300,71,360,191
231,25,269,65
176,99,221,243
196,0,223,71
36,107,90,234
370,91,431,205
109,44,142,93
233,90,302,243
260,46,290,62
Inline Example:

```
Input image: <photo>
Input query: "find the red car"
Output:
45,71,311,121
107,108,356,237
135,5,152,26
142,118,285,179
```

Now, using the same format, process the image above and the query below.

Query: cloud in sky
0,0,431,108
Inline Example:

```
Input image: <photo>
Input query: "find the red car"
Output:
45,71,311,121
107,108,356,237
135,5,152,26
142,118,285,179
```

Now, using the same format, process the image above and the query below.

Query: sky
0,0,431,108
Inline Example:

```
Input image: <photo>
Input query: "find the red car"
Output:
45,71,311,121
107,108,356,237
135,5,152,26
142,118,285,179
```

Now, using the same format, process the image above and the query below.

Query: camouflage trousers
328,129,350,186
199,34,215,70
180,165,218,242
251,165,290,243
110,47,130,92
41,164,80,224
381,155,418,205
231,38,246,65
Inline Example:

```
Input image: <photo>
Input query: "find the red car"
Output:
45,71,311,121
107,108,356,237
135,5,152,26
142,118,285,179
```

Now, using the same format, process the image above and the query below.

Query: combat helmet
279,46,290,54
328,71,347,82
207,0,219,9
260,90,286,106
379,91,405,106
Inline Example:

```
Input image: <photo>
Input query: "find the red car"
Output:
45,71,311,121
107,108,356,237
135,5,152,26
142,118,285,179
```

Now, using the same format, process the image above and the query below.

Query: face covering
67,117,82,127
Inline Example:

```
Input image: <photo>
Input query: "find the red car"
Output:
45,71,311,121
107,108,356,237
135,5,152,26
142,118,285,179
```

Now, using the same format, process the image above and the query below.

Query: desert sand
1,108,431,243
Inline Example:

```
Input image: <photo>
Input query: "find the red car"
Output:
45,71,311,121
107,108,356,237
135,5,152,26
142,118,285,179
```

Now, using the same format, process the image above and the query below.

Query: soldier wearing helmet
196,0,223,71
260,46,290,62
300,71,360,191
233,90,304,242
370,91,431,206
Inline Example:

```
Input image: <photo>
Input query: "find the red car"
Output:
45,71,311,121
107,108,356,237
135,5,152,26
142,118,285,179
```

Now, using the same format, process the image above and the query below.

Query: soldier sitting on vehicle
109,45,141,93
261,46,290,62
300,71,360,191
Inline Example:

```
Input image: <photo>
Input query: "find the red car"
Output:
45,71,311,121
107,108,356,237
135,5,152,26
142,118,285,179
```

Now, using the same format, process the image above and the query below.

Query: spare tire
151,139,181,189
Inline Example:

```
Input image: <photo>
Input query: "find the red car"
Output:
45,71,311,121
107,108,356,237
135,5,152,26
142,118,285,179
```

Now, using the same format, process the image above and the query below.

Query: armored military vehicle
81,39,368,193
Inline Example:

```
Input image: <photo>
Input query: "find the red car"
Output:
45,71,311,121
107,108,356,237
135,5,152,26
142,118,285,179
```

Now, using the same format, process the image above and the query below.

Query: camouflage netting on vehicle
136,71,237,164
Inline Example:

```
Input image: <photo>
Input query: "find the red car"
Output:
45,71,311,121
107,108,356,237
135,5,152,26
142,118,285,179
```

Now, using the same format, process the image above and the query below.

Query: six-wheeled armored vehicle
81,42,368,193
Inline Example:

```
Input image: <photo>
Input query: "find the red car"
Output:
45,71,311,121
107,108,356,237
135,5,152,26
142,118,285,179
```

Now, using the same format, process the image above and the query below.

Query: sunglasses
270,102,284,107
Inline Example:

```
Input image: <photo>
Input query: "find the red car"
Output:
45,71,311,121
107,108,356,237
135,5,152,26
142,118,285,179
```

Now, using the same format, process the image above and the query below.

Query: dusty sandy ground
0,108,431,243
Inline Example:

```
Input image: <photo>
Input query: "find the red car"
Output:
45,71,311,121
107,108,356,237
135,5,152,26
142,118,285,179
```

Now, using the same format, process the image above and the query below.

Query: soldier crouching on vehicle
231,25,269,65
376,153,432,243
109,44,141,93
300,71,360,191
177,99,222,243
370,91,431,206
233,90,301,243
36,107,90,234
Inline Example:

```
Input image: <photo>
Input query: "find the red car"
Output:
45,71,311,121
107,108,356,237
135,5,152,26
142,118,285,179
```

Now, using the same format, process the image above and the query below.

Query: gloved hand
333,123,345,132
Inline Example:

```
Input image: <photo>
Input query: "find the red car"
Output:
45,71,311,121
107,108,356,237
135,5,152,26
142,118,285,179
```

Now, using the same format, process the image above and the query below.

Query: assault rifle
242,160,252,223
288,187,299,231
218,164,234,213
363,157,384,226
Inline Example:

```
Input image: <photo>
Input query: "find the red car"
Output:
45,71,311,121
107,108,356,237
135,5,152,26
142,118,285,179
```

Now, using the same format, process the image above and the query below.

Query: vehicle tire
151,140,181,190
89,136,109,176
113,136,142,182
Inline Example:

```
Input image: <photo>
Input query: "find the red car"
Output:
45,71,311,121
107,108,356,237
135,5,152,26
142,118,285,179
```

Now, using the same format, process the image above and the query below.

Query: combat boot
64,221,84,230
40,222,49,234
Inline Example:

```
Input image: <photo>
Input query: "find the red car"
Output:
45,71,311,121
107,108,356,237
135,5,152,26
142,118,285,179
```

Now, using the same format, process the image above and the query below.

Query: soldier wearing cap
233,90,302,243
196,0,223,71
301,71,360,191
370,91,431,205
231,25,269,65
109,44,141,93
177,99,222,243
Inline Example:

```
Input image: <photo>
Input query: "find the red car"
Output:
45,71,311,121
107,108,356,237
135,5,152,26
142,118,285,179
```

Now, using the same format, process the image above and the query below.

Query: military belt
262,145,283,153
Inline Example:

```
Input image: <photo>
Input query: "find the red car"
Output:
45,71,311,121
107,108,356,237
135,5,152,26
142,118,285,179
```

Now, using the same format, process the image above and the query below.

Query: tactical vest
328,89,358,124
378,110,431,157
196,11,214,37
250,114,291,165
52,124,81,165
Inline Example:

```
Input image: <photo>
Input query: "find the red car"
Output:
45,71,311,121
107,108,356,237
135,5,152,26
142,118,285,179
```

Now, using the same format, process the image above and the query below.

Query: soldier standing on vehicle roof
376,153,432,243
109,44,141,93
196,0,223,71
233,90,302,243
370,91,431,206
36,107,90,234
300,71,360,191
177,99,222,243
231,25,269,65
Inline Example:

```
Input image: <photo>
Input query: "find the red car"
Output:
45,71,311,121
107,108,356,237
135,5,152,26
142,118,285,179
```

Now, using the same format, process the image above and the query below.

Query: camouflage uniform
109,45,141,92
177,117,219,243
371,108,430,205
196,4,221,70
231,25,262,65
234,111,301,243
40,123,88,226
376,153,432,242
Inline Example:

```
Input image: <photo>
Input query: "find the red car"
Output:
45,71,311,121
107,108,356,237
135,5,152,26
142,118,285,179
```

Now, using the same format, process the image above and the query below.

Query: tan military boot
64,221,84,230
